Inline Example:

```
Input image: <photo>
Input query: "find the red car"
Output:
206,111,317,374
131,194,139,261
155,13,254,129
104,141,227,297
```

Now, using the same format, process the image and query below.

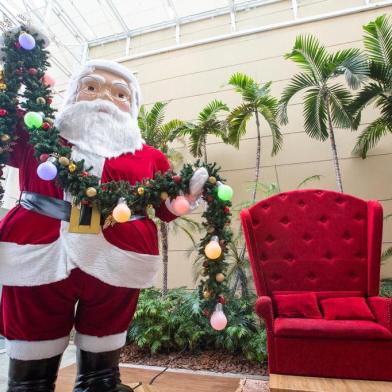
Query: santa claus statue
0,57,207,391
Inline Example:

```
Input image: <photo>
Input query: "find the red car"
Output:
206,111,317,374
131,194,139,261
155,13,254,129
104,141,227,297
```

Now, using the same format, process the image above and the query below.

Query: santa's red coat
0,128,177,288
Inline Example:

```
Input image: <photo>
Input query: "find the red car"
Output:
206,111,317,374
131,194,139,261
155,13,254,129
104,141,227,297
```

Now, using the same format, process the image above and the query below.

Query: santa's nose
98,88,114,102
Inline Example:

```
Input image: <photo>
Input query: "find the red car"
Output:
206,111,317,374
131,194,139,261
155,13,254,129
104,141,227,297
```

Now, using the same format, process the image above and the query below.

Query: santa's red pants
0,268,140,360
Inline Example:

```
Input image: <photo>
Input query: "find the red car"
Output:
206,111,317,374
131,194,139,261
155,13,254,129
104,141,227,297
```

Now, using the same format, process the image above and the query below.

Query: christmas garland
0,26,233,326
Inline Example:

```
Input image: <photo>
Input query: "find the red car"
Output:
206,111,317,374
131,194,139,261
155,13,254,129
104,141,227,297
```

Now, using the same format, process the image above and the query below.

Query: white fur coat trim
74,331,127,353
6,336,69,360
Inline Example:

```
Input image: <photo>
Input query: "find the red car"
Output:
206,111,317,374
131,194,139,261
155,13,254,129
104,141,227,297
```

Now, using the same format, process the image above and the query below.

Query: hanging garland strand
0,27,233,326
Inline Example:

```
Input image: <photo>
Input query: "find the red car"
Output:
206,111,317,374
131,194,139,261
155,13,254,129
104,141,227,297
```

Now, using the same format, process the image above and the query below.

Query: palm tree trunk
325,97,344,193
252,110,262,204
160,222,169,296
203,137,208,164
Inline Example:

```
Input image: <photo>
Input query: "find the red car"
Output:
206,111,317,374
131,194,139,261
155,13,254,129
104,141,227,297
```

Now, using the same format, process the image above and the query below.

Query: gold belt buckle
68,203,101,234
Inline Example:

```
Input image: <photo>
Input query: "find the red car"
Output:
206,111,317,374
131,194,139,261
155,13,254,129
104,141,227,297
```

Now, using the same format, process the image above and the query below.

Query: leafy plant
351,15,392,157
127,288,267,362
381,279,392,298
227,73,282,204
279,35,368,192
172,100,229,163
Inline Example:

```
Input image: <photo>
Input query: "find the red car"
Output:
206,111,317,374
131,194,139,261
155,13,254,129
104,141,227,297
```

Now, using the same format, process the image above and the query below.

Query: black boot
73,349,134,392
7,354,62,392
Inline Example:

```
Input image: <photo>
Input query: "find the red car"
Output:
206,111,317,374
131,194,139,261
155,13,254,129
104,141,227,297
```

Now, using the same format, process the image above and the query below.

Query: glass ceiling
0,0,253,83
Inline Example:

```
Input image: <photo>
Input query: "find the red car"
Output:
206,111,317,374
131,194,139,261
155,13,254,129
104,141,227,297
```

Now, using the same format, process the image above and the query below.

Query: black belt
20,191,146,223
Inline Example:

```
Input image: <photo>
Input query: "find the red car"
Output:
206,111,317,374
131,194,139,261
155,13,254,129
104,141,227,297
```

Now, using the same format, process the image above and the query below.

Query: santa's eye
87,85,96,91
118,93,125,99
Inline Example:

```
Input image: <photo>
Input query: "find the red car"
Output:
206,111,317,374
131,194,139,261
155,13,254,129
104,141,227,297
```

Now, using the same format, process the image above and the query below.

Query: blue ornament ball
37,161,57,181
19,32,36,50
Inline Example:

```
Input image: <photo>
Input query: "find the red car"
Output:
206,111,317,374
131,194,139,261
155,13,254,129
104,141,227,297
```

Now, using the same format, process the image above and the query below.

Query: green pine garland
0,26,233,314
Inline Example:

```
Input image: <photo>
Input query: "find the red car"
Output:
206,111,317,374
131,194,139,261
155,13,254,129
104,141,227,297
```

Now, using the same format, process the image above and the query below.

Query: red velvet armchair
240,189,392,381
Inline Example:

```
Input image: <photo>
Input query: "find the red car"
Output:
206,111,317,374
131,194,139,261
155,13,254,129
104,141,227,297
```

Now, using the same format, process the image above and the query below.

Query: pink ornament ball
210,309,228,331
43,73,55,87
172,196,190,215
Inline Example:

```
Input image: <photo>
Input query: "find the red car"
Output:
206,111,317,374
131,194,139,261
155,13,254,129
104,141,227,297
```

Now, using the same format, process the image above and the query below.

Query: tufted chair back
240,189,383,298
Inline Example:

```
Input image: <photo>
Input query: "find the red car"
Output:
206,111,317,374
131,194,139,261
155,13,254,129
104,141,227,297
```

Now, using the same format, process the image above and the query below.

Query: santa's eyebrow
111,80,129,87
84,74,106,83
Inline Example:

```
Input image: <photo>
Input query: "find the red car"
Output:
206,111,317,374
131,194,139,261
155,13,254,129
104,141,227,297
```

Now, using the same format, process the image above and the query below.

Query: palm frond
147,102,168,132
382,246,392,263
353,117,391,158
328,84,353,129
227,104,253,148
278,72,317,124
285,35,328,81
329,48,369,89
297,175,322,188
198,100,229,122
303,88,328,140
363,14,392,66
228,72,258,102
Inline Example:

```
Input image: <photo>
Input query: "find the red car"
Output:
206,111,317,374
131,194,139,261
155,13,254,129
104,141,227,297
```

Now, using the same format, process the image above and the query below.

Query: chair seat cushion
274,292,322,319
320,297,375,320
274,318,392,340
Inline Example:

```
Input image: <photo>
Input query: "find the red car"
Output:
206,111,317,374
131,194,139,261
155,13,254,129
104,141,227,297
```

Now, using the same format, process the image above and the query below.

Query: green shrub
127,288,266,362
381,279,392,298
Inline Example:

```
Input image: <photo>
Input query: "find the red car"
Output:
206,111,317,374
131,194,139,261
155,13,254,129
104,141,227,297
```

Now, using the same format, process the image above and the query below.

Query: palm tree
279,35,368,193
351,15,392,158
138,102,190,295
172,100,229,163
227,73,282,204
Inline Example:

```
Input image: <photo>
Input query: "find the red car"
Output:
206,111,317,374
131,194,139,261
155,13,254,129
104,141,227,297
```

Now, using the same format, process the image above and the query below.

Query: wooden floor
270,373,392,392
56,364,241,392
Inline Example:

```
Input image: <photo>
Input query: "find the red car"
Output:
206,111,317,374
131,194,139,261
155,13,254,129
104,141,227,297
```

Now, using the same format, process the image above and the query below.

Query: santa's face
55,69,143,164
76,69,132,113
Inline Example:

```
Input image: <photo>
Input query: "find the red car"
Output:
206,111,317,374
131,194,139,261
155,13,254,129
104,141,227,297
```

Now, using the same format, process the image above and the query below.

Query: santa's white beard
55,99,144,175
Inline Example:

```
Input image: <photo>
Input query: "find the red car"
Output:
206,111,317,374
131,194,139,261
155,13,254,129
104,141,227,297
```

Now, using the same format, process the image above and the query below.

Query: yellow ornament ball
0,83,7,90
68,163,76,173
1,134,10,142
205,240,222,260
86,187,97,198
160,191,169,201
203,290,211,300
216,273,225,283
113,203,132,223
137,187,145,196
36,97,46,105
59,156,70,166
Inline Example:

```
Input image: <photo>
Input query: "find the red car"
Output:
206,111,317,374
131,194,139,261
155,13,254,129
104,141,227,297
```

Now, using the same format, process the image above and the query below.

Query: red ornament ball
202,309,210,318
16,67,24,76
42,122,51,130
0,109,8,117
39,153,49,162
81,171,89,177
224,206,230,214
218,295,225,305
47,97,53,104
28,68,38,76
173,175,181,184
15,42,20,49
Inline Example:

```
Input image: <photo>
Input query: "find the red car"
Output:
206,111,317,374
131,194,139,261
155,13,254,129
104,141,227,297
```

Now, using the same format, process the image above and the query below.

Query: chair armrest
367,296,392,332
255,296,274,332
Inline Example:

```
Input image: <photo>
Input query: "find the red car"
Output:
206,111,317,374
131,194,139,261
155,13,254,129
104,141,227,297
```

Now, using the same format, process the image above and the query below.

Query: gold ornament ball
203,290,211,300
36,97,46,105
0,83,7,90
44,117,54,125
59,156,70,166
86,187,97,198
1,134,10,142
137,187,145,196
160,191,169,201
208,176,217,184
216,273,225,283
68,163,76,173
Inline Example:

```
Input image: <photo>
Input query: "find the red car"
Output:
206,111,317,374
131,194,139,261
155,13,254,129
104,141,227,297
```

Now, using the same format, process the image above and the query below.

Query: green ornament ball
24,112,43,129
217,184,233,201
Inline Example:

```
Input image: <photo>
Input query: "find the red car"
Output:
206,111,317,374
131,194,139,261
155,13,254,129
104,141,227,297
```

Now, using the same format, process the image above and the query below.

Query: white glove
165,167,209,216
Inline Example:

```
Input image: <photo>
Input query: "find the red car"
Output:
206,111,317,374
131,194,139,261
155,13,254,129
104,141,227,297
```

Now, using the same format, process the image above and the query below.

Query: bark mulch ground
120,343,268,376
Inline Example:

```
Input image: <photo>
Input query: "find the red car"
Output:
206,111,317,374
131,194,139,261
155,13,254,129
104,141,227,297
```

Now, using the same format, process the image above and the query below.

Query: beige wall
3,1,392,289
